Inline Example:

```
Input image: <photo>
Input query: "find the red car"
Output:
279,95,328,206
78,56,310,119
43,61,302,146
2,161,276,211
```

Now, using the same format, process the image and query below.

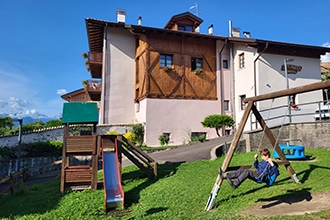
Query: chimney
138,16,142,25
243,31,251,38
232,27,240,37
208,24,213,35
116,9,126,23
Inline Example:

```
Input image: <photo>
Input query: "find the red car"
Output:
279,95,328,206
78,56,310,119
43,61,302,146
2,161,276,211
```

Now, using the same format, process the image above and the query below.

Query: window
239,53,245,69
223,60,229,69
224,100,229,111
240,95,246,110
178,24,193,32
191,132,206,142
191,58,203,70
160,54,173,68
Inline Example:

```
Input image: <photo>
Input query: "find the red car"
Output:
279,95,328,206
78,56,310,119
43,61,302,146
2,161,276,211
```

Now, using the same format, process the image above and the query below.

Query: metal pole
17,119,22,171
284,59,292,123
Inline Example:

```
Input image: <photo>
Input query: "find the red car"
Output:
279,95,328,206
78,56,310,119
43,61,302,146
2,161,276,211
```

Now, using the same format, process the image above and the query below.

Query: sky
0,0,329,119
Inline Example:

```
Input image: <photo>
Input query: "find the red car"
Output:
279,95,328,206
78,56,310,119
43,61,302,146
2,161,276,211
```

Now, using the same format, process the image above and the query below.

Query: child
219,148,279,189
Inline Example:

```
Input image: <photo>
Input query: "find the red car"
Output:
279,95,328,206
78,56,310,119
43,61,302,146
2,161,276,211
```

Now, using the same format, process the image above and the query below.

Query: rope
257,98,275,151
272,104,290,151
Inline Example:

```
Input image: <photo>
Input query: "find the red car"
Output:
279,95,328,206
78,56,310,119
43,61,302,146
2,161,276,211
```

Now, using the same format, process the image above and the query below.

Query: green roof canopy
62,102,98,124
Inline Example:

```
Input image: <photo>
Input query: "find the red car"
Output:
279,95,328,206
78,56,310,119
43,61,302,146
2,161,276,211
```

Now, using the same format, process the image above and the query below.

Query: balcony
83,80,102,101
88,52,103,78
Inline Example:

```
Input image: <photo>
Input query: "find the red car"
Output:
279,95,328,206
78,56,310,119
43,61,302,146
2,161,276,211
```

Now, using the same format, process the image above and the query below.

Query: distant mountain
0,113,61,125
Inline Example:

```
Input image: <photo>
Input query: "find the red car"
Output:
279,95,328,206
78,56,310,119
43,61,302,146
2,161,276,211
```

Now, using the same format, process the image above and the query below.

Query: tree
201,114,235,137
45,119,62,127
0,116,14,129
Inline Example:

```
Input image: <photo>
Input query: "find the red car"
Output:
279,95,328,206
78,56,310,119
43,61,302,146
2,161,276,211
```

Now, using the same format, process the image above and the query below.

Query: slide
102,140,124,210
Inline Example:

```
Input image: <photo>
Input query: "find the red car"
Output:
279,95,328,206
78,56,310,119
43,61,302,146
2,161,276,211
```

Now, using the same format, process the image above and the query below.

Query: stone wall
243,121,330,152
0,125,131,148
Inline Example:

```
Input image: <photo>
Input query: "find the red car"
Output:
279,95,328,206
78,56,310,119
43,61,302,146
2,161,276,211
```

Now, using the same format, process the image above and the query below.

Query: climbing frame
60,102,99,194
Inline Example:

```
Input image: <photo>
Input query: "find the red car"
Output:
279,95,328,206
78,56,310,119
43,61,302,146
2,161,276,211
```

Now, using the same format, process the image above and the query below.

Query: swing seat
254,173,278,186
273,144,306,159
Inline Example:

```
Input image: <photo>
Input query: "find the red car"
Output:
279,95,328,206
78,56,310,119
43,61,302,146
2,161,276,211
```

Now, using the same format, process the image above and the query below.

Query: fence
0,160,61,196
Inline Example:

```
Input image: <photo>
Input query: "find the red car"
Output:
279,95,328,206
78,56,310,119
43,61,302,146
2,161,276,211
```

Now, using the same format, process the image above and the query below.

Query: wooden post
205,101,254,211
91,135,98,190
60,124,69,194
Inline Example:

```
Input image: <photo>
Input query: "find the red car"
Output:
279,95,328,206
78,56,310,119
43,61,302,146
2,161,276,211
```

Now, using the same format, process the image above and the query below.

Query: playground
1,81,330,219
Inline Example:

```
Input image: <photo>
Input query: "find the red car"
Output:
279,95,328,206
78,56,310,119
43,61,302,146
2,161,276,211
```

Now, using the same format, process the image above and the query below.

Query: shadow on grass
275,164,330,184
0,180,62,218
256,187,312,208
123,161,183,208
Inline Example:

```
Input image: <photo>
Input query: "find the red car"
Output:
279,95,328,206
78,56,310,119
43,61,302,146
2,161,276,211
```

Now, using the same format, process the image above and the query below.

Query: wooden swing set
205,80,330,211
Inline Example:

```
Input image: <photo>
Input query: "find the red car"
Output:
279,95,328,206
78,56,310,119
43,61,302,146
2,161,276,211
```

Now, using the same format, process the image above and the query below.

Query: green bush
190,133,206,143
132,123,145,146
22,141,63,157
159,134,170,146
124,131,136,144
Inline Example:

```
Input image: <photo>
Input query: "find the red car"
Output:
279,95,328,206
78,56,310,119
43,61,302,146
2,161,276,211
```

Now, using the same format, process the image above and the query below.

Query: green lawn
1,148,330,219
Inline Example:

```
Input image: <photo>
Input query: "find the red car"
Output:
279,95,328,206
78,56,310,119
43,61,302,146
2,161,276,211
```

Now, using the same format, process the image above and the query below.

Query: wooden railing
0,160,61,196
117,136,157,179
0,169,28,196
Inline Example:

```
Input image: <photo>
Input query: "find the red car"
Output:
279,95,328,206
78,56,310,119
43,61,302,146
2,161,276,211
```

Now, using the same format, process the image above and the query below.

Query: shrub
190,133,206,143
124,131,136,144
132,123,145,146
106,130,120,135
159,134,170,146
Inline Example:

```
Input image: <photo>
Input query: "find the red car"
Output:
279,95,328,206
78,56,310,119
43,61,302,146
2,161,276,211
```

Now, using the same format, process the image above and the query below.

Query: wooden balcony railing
88,52,103,78
83,80,102,101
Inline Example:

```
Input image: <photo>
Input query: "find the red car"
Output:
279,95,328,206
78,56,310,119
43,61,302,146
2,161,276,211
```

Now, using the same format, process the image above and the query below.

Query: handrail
119,136,157,178
0,160,62,196
245,81,330,103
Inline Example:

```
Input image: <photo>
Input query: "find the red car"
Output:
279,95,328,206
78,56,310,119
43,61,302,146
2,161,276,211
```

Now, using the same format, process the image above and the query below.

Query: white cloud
57,89,67,95
321,42,330,62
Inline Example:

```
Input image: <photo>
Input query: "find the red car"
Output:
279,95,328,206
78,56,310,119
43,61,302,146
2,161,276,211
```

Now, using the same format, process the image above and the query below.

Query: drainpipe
218,39,228,136
100,24,108,124
219,38,228,115
253,42,268,129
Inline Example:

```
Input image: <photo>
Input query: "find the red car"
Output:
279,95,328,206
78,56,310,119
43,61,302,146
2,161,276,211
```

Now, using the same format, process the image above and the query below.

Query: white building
82,12,330,146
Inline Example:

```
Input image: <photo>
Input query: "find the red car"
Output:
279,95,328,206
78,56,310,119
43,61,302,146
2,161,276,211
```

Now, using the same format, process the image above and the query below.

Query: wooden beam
221,100,255,172
244,80,330,103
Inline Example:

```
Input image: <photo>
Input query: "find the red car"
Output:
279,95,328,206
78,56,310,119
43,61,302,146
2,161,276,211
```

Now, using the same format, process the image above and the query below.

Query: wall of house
135,32,217,101
256,54,323,126
233,45,259,131
103,27,136,125
141,98,221,146
233,45,324,131
216,40,232,116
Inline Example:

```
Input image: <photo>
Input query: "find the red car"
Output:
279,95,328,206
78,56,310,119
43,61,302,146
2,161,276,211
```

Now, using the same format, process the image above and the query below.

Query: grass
1,148,330,219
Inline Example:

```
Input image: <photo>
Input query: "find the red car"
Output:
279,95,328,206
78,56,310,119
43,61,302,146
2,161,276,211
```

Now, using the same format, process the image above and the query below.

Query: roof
85,13,330,58
321,62,330,73
164,12,203,29
61,88,85,100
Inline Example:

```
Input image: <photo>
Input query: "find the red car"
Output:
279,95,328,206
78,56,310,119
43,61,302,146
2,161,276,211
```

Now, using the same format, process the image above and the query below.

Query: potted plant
82,52,88,59
163,66,172,73
194,68,203,75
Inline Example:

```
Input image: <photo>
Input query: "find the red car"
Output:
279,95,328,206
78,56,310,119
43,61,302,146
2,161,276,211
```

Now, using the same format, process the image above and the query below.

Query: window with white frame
240,94,246,110
239,53,245,69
